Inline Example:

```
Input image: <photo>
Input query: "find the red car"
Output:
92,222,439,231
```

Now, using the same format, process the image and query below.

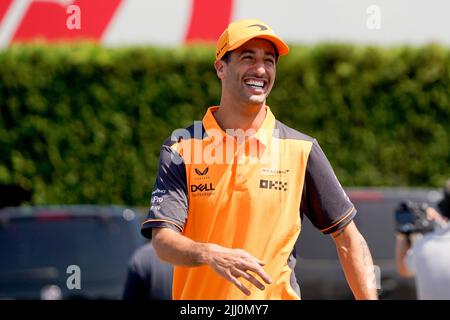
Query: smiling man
141,19,378,300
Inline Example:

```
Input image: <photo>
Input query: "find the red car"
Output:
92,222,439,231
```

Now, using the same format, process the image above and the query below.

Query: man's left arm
301,140,378,299
331,220,378,300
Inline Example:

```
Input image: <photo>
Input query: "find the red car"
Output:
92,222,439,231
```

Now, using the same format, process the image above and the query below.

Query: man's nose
253,60,267,76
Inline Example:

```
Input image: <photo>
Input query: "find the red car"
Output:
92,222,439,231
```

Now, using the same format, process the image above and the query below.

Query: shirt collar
202,105,276,148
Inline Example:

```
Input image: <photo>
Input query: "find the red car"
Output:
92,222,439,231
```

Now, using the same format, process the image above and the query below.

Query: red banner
12,0,122,43
185,0,233,43
0,0,13,25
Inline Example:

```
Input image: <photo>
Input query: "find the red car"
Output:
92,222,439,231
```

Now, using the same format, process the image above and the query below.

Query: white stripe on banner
233,0,450,46
0,0,74,48
103,0,192,47
0,0,31,48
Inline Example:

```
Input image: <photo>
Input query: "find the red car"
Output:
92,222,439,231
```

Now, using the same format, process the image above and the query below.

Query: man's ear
214,59,226,80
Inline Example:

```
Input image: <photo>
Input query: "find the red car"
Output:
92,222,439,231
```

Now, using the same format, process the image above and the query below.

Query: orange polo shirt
141,106,356,300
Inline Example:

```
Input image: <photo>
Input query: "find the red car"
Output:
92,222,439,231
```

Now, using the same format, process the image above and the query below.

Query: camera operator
395,179,450,299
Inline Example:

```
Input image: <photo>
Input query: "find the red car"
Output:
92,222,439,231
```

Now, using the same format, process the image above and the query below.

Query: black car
0,205,145,300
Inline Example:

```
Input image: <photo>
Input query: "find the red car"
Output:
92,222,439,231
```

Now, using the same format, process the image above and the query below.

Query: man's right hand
202,243,272,296
152,228,272,296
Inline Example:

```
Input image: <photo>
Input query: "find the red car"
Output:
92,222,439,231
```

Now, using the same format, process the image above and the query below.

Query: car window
0,216,137,284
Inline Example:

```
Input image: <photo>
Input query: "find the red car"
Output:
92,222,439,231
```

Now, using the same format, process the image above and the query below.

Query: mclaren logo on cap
247,24,268,31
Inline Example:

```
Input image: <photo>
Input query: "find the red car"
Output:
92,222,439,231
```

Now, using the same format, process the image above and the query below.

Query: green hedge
0,43,449,205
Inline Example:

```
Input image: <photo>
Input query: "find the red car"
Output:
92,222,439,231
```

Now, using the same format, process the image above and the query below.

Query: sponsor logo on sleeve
152,188,166,195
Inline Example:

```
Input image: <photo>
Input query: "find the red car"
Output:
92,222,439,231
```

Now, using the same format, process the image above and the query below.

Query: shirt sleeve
141,144,188,239
300,139,356,234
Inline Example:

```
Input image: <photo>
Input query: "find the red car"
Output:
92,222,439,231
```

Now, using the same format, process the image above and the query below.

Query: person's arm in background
395,233,414,277
397,179,450,280
152,228,272,296
331,221,379,300
395,207,444,278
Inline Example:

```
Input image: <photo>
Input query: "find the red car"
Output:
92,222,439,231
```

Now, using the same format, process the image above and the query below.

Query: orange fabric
215,19,289,61
171,106,313,300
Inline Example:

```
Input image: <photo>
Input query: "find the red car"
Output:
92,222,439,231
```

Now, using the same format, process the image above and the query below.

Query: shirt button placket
234,142,248,191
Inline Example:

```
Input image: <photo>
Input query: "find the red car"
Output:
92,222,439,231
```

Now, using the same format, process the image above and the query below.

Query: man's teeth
245,80,264,88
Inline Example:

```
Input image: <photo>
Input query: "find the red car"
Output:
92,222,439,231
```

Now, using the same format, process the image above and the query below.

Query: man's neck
213,101,267,132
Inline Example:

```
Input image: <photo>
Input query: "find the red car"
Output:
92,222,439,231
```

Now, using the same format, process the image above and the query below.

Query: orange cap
215,19,289,61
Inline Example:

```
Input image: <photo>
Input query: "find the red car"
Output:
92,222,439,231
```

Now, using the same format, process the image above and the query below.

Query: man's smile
243,77,268,93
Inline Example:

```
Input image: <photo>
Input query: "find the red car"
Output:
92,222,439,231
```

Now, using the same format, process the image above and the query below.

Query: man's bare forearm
395,233,414,277
152,228,210,266
332,222,378,300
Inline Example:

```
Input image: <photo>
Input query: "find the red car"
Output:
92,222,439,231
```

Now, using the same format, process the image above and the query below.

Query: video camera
394,201,436,235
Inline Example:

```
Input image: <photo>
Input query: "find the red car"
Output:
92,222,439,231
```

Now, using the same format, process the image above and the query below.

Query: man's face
216,38,277,106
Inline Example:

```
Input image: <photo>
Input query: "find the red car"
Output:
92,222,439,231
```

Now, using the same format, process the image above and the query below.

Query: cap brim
220,34,290,61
